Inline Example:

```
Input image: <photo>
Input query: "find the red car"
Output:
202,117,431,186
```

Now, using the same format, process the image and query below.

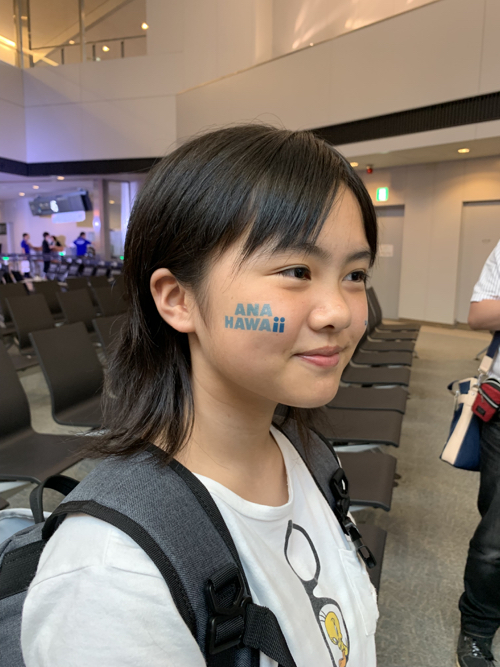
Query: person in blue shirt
20,233,38,277
20,233,35,255
73,232,92,257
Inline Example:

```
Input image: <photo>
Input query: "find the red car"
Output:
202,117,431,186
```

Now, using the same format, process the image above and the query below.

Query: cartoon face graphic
284,521,350,667
321,609,349,667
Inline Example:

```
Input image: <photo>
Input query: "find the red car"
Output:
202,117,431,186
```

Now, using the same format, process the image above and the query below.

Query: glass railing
0,0,147,68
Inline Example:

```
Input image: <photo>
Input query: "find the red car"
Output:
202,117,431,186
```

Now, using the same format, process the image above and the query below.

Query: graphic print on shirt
284,521,350,667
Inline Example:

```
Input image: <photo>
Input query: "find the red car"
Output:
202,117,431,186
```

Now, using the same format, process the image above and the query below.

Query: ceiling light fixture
69,40,75,45
56,176,65,180
109,200,115,204
350,162,359,167
32,185,39,189
19,192,25,196
0,35,16,48
141,22,149,30
458,148,470,154
102,45,110,52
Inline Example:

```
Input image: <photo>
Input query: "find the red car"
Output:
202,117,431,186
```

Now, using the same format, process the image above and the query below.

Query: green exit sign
376,187,389,202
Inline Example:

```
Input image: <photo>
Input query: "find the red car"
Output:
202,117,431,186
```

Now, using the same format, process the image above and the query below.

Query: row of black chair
0,279,125,341
0,314,123,479
45,258,123,281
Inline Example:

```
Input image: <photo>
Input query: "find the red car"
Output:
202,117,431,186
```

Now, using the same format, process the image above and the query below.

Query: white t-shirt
21,427,378,667
471,240,500,379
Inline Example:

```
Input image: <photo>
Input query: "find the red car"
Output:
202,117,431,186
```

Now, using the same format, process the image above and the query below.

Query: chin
277,388,340,410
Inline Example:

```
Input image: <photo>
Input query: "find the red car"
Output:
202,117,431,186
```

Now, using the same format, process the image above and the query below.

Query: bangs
190,127,376,268
239,140,343,261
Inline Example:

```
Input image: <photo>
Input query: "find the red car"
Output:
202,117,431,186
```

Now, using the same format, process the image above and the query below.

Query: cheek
350,295,368,341
204,303,298,375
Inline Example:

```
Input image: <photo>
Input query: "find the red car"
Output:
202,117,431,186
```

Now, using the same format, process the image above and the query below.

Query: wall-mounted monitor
29,190,92,217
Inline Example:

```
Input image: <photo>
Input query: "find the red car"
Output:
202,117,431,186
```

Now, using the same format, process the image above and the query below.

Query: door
370,206,405,319
456,201,500,323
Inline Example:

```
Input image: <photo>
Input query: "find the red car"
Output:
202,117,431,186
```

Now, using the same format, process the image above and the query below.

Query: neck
175,366,288,506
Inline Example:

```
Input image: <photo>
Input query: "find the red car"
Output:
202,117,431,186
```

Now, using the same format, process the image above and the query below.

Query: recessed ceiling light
141,22,149,30
309,43,314,46
57,176,65,180
109,200,115,204
102,45,110,52
69,40,75,45
350,162,359,167
32,185,39,189
458,148,470,154
19,192,25,196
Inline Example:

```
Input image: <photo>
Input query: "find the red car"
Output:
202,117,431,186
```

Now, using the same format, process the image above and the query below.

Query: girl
21,125,378,666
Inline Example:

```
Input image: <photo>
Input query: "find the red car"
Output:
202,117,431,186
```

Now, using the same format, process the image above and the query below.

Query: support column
79,0,86,63
93,179,111,260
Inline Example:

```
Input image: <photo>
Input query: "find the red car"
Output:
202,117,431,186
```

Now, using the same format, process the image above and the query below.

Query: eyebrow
278,241,372,265
344,249,373,264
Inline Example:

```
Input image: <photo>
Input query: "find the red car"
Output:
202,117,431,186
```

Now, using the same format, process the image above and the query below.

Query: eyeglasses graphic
284,520,350,667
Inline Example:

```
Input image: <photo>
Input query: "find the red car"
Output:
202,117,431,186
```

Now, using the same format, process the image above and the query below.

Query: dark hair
79,232,86,237
22,233,28,238
88,124,377,463
43,232,49,238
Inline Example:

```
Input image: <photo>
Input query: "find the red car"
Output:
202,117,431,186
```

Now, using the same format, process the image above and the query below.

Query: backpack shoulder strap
43,448,297,667
273,417,376,570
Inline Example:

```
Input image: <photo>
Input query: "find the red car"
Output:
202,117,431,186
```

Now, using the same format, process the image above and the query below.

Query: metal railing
4,0,146,68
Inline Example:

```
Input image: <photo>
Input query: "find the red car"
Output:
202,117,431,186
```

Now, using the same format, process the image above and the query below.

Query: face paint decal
225,304,286,333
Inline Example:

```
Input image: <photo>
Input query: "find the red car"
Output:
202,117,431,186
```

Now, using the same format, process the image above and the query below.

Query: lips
295,346,344,368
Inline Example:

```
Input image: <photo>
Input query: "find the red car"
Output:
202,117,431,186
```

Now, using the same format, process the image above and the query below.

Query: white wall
23,55,180,162
177,0,498,139
0,61,26,161
359,155,500,324
272,0,437,56
1,0,500,165
21,0,273,163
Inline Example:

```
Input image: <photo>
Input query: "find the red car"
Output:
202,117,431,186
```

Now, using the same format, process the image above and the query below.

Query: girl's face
188,188,371,410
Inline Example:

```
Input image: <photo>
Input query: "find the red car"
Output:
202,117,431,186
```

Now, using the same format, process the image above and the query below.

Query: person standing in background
457,240,500,667
73,232,92,257
42,232,51,276
51,236,64,254
20,233,38,277
20,233,35,255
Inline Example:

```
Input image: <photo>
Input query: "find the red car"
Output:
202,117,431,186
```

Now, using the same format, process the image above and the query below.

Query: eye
344,270,368,284
278,266,311,280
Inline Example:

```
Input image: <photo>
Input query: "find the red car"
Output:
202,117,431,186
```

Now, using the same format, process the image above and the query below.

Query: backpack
0,420,375,667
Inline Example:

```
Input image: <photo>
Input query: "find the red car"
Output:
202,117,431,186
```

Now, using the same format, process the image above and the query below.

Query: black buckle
345,522,377,570
206,566,251,655
329,467,350,522
329,469,377,570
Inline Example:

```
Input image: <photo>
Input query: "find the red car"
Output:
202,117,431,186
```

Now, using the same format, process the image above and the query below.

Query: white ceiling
345,136,500,171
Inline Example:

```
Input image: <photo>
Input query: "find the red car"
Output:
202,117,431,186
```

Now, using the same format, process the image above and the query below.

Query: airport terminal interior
1,1,500,666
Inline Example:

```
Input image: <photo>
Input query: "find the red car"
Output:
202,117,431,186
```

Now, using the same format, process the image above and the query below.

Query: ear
150,268,196,333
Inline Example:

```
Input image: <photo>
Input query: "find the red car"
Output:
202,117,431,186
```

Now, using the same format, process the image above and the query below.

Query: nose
307,287,352,332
